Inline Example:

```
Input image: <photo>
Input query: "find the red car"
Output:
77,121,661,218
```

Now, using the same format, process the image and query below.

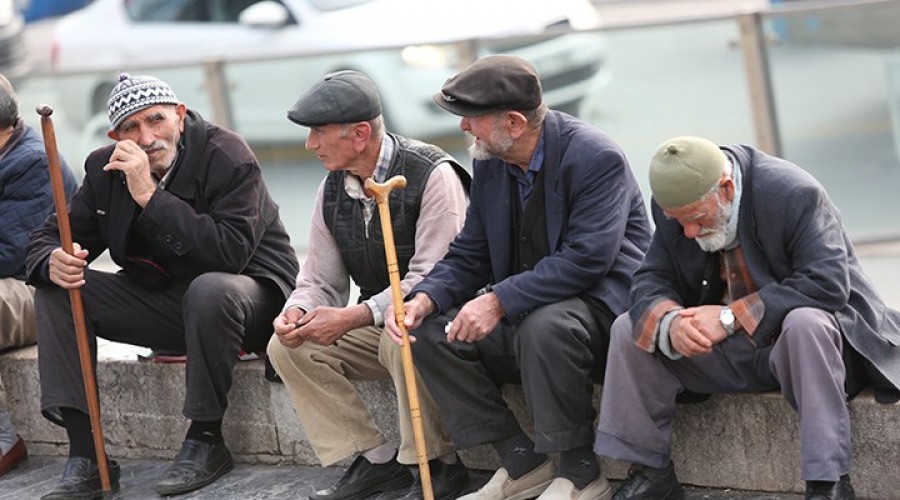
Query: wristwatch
719,306,736,335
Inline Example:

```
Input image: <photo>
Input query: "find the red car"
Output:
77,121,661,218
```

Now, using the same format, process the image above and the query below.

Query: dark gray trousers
410,297,604,453
35,269,282,424
594,307,850,481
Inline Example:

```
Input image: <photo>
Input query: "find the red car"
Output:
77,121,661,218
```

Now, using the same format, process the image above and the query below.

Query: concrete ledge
2,345,898,498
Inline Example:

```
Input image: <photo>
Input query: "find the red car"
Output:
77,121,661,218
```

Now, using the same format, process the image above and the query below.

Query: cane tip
36,104,54,116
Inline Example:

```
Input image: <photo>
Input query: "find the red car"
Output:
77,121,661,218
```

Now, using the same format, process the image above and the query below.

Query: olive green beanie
648,136,728,209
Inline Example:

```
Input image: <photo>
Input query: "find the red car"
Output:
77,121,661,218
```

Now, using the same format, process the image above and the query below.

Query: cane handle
364,175,407,204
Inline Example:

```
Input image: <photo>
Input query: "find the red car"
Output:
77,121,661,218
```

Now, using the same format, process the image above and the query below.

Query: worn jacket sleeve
283,180,351,313
26,156,108,285
628,212,687,352
410,164,492,314
493,147,636,320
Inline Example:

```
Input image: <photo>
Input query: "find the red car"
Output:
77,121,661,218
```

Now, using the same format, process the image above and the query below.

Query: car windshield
125,0,273,22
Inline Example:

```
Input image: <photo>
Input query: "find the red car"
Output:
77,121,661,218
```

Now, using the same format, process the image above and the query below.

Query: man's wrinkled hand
444,292,504,344
103,140,157,207
48,243,89,289
273,307,307,348
384,294,434,346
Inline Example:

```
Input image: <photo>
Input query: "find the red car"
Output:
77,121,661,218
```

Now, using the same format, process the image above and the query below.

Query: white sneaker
458,459,555,500
536,477,612,500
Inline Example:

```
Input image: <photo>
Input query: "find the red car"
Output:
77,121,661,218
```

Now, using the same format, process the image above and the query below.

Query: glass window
124,0,209,22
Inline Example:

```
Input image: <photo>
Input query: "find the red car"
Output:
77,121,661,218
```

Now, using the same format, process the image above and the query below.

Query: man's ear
506,111,529,138
176,103,187,132
107,129,119,141
354,121,371,139
352,122,372,152
721,176,736,202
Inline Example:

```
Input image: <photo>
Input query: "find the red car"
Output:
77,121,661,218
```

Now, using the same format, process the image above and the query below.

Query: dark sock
60,407,96,461
491,432,548,480
186,419,224,445
558,446,599,489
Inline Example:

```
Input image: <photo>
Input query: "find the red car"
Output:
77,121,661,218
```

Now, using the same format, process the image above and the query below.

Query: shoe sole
155,459,234,496
309,473,414,500
593,482,613,500
40,484,121,500
506,478,555,500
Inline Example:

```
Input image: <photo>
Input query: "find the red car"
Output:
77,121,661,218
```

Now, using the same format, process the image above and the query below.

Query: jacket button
163,235,173,243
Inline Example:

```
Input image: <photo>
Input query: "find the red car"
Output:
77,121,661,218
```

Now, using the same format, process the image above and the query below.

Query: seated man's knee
517,300,587,351
780,307,840,348
377,330,402,368
183,272,245,316
609,312,633,348
409,317,447,362
266,333,319,375
185,272,234,299
266,334,288,367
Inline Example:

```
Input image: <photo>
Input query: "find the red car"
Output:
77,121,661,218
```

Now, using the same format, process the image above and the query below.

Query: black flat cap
287,70,382,126
433,55,542,116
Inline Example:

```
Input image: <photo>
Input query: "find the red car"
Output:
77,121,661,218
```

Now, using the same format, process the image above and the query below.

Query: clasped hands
669,305,732,357
272,304,371,348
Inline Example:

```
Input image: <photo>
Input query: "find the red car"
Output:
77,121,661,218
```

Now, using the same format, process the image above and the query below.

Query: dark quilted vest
323,133,464,301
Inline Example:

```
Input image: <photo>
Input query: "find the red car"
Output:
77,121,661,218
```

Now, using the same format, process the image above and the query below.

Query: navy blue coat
0,123,77,280
412,110,651,321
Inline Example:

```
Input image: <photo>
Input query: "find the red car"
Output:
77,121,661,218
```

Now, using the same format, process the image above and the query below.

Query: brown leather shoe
0,435,27,477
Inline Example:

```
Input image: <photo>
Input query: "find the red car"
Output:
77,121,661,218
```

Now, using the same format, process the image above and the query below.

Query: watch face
720,308,735,329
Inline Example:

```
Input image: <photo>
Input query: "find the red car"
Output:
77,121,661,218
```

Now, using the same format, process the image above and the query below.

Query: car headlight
400,45,454,70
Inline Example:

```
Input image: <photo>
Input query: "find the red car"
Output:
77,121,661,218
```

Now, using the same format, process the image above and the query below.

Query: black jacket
26,110,298,299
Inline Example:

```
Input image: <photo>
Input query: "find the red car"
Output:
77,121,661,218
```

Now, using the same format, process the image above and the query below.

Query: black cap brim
432,91,498,117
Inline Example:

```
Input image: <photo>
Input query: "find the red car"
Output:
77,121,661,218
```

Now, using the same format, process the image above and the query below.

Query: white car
49,0,608,146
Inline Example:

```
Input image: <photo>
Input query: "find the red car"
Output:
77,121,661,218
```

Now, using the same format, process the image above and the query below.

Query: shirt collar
344,134,393,199
505,128,545,179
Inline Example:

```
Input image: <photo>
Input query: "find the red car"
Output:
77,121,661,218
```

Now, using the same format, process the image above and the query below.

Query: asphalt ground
0,455,806,499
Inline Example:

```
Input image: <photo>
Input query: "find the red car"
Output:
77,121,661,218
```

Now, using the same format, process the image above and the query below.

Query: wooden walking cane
364,175,434,500
37,105,113,494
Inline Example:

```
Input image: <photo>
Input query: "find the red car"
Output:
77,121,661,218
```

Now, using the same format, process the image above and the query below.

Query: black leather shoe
310,453,413,500
417,459,469,500
155,439,234,496
41,456,121,500
806,474,856,500
613,462,684,500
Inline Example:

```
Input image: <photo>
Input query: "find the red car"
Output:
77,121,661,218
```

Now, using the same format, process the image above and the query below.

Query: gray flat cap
433,54,542,116
287,70,382,126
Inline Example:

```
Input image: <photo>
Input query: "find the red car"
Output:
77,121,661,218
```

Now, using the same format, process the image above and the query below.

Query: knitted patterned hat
107,73,179,130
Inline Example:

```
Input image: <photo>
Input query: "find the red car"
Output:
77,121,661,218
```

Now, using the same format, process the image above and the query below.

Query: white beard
468,137,493,160
466,125,514,161
694,196,733,252
696,230,729,252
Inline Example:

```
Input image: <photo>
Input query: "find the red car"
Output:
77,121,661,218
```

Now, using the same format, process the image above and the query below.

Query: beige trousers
0,278,38,411
267,325,454,466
